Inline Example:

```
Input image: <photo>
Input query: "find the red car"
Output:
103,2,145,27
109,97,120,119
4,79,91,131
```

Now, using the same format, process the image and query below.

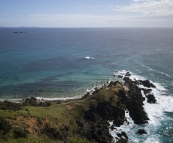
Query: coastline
0,70,163,142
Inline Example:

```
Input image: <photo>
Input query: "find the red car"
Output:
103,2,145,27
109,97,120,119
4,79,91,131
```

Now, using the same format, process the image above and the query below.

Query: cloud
111,0,173,16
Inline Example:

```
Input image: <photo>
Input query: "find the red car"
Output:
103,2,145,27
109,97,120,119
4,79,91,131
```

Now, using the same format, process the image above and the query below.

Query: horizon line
0,26,173,29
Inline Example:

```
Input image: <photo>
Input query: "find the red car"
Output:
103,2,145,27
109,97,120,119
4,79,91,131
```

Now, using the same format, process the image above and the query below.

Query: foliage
39,101,51,107
0,116,12,135
22,97,38,106
13,128,28,138
0,100,21,111
23,97,51,107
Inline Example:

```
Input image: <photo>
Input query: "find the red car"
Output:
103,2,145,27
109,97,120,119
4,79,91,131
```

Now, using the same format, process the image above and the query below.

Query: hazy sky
0,0,173,27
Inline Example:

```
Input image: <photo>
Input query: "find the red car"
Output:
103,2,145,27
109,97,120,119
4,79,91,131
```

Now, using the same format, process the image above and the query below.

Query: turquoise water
0,28,173,142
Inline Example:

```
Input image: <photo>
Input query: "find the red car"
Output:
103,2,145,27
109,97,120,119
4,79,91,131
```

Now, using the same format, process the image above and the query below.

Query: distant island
0,71,157,143
13,32,27,34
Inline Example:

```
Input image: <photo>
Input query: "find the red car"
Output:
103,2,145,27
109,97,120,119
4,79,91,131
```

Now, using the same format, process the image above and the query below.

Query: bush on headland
22,97,51,107
0,116,12,141
0,100,21,111
0,116,12,134
13,127,28,138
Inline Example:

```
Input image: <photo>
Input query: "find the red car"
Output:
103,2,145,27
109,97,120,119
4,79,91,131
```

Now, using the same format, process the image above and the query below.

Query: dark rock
77,116,113,143
118,75,123,78
84,109,96,122
117,90,127,104
141,88,152,95
125,72,131,76
146,94,157,103
77,100,126,142
121,131,128,140
123,77,130,82
137,129,147,135
138,80,156,88
96,102,125,127
108,81,114,87
117,133,122,138
125,84,149,124
114,81,119,86
117,138,128,143
110,125,116,130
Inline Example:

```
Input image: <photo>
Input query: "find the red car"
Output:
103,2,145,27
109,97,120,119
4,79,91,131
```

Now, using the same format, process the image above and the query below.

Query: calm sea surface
0,28,173,142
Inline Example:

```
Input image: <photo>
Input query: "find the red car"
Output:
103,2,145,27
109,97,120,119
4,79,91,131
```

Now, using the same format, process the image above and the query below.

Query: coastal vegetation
0,74,156,143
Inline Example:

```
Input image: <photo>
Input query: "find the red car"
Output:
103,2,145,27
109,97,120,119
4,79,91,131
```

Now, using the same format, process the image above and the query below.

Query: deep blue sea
0,28,173,142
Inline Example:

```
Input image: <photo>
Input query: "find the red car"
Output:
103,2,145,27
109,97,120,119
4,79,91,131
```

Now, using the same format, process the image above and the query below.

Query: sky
0,0,173,27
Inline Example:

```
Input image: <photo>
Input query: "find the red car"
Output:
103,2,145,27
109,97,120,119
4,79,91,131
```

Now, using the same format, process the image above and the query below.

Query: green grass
0,110,19,119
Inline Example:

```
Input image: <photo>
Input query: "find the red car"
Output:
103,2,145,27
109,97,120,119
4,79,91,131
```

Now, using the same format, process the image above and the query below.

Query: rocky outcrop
118,80,149,125
96,102,125,126
117,131,128,140
126,84,149,124
146,94,157,103
125,72,131,77
137,129,147,135
76,115,112,143
77,101,125,143
141,88,152,95
77,76,155,142
138,80,156,88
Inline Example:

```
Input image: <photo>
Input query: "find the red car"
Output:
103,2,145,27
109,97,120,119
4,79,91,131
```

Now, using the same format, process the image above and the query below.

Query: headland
0,71,157,143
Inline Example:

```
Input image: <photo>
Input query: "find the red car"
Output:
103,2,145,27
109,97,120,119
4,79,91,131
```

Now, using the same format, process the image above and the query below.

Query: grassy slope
0,82,123,143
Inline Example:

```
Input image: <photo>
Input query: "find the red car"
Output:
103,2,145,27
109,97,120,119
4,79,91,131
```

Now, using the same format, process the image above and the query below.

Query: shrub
0,116,12,135
13,128,28,138
22,97,51,107
44,101,51,107
0,101,21,111
22,97,37,106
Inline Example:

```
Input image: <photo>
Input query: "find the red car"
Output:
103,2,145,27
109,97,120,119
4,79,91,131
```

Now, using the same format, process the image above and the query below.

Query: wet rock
138,80,156,88
118,75,123,78
125,72,131,76
110,125,116,130
146,94,157,103
116,132,128,143
123,77,130,82
121,131,128,140
141,88,152,95
137,129,147,135
126,84,149,124
117,132,122,138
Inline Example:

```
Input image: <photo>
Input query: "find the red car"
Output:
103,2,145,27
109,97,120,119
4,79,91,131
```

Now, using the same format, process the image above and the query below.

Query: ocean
0,27,173,142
